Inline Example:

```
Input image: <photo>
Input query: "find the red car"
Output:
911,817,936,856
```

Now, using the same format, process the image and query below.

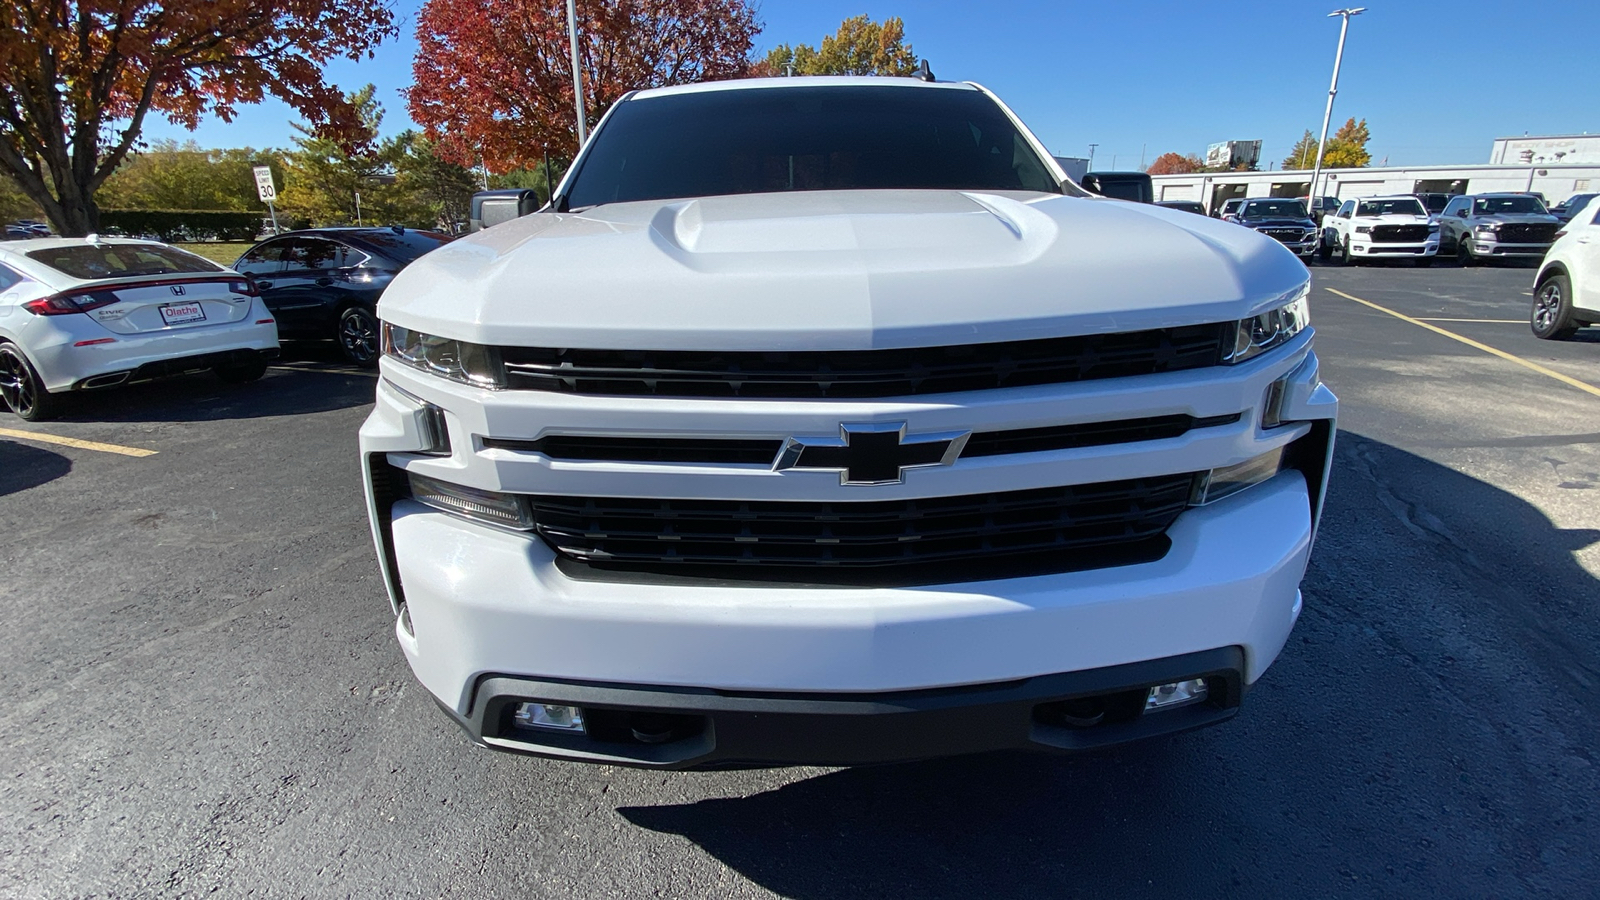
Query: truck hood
1353,214,1432,226
1477,214,1561,225
381,190,1310,351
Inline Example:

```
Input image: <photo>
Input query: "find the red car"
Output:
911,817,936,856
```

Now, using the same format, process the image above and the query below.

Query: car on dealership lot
361,75,1336,769
232,227,453,366
1438,194,1563,265
1215,197,1245,220
1530,196,1600,340
1226,199,1318,259
0,237,278,421
1551,193,1599,223
1320,195,1439,266
1154,199,1207,215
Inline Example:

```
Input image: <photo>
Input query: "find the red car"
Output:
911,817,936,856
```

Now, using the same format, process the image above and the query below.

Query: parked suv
1439,194,1562,265
1228,199,1318,259
1321,195,1439,266
1530,196,1600,340
361,77,1336,768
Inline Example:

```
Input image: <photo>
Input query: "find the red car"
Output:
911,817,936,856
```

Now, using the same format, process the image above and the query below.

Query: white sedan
0,237,279,420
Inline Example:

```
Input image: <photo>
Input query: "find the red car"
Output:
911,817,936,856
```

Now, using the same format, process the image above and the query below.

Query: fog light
513,703,585,732
1146,679,1208,711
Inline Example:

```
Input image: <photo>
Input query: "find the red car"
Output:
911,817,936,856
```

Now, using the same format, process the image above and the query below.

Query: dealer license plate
159,302,206,326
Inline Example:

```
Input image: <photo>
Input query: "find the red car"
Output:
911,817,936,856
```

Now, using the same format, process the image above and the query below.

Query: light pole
567,0,587,148
1088,143,1098,170
1307,8,1364,210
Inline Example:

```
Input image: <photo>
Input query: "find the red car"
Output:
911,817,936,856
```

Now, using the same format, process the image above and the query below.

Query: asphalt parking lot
2,261,1598,899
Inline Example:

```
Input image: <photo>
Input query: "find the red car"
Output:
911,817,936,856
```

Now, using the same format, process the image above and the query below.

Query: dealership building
1150,163,1600,214
1148,134,1600,214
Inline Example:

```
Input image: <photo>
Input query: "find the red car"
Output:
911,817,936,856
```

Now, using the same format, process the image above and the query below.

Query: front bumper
362,338,1336,765
1351,239,1439,257
446,647,1247,768
1470,240,1553,258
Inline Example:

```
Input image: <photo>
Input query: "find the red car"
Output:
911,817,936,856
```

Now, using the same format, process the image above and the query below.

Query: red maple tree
1146,152,1205,176
408,0,760,172
0,1,397,235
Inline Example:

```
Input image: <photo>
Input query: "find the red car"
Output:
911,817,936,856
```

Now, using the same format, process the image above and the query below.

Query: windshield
1356,199,1426,217
563,86,1061,209
1419,194,1450,213
27,243,223,280
1240,200,1308,219
1473,196,1548,216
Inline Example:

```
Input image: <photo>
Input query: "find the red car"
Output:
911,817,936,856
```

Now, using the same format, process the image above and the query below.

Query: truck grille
1258,228,1308,243
1496,223,1558,243
497,324,1231,399
1370,224,1430,243
482,413,1242,464
527,474,1196,579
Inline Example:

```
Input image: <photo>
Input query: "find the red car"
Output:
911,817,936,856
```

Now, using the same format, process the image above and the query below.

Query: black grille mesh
528,474,1196,574
1496,222,1558,243
498,324,1231,399
1370,224,1431,243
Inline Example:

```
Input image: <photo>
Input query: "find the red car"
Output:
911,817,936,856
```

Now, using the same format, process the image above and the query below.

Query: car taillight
21,289,117,315
231,278,258,296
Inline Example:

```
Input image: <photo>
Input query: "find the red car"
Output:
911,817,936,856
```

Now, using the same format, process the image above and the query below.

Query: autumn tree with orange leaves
408,0,759,173
1146,152,1206,175
0,1,398,236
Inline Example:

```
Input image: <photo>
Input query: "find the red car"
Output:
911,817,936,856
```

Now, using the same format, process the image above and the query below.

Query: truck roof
630,76,978,101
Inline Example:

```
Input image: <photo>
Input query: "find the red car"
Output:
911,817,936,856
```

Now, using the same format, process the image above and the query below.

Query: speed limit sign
253,166,276,202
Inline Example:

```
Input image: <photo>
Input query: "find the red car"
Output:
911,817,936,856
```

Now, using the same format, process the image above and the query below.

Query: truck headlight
1427,223,1440,233
1474,223,1500,234
383,323,504,388
1354,225,1372,234
1224,286,1310,365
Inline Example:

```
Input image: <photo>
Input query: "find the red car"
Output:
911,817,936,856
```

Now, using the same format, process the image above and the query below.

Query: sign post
253,166,279,235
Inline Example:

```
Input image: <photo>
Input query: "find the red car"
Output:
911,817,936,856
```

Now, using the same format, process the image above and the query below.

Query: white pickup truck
1321,195,1440,266
360,76,1337,768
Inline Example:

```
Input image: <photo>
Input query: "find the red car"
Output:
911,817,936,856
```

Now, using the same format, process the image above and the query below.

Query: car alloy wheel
0,344,58,421
1531,274,1578,340
339,307,380,366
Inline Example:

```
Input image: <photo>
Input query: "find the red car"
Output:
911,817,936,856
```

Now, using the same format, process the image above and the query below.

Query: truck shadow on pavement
0,440,71,497
617,431,1600,899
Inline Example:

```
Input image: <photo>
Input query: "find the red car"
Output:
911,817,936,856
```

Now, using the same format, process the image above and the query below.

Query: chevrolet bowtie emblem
775,423,970,485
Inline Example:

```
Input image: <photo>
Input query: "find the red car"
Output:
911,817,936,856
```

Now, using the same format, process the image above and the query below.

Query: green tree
395,134,479,231
98,141,282,212
1322,118,1372,168
0,176,44,222
1281,130,1319,170
764,15,920,76
277,85,411,226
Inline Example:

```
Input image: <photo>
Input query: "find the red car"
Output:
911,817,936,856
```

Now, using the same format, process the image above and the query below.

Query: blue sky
143,0,1599,169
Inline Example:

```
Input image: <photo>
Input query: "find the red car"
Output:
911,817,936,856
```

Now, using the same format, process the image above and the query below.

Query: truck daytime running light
1224,287,1310,365
405,472,534,530
1190,447,1286,506
383,323,504,388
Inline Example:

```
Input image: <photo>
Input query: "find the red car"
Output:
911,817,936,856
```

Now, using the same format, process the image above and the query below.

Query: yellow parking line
1414,317,1523,324
0,426,158,457
1326,288,1600,400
